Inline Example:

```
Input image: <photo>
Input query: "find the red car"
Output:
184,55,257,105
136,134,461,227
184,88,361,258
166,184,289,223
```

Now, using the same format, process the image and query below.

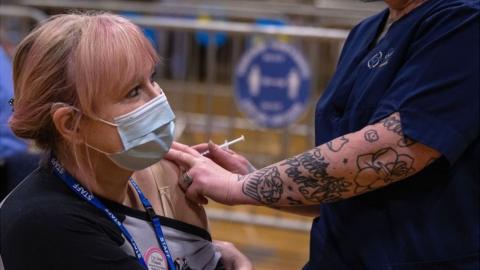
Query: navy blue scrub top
306,0,479,269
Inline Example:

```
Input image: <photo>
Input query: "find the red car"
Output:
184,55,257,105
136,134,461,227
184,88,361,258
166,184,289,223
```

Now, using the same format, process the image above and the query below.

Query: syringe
201,135,245,156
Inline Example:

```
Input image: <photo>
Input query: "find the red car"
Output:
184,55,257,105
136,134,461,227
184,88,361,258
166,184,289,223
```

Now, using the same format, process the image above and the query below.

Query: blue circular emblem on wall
234,42,311,128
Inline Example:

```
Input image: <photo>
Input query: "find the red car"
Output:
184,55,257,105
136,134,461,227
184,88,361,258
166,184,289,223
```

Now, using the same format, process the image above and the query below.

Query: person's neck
386,0,425,22
58,148,132,203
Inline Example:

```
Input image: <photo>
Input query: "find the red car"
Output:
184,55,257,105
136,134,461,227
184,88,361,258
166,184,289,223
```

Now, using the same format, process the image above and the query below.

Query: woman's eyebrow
123,63,159,93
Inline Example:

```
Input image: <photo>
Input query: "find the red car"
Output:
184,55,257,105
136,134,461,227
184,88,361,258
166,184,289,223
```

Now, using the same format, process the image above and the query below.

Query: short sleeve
370,5,479,164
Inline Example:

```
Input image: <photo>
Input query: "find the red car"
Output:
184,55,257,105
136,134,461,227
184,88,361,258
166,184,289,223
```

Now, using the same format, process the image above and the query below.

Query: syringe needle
201,135,245,156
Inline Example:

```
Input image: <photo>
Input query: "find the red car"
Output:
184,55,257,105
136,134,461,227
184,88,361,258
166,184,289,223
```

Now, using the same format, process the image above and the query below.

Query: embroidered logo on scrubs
367,48,395,69
144,247,168,270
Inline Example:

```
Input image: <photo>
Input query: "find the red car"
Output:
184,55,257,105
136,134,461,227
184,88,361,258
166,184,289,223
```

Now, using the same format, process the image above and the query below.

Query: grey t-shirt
109,199,222,270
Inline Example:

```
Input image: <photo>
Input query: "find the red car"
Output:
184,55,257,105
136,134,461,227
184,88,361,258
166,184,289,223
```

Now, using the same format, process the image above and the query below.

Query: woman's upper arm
152,160,210,230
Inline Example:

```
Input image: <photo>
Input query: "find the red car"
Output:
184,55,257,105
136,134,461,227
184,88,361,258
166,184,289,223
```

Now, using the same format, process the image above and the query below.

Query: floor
207,203,312,270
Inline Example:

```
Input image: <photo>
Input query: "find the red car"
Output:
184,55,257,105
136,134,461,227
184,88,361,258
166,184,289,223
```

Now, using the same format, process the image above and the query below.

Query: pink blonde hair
9,12,158,154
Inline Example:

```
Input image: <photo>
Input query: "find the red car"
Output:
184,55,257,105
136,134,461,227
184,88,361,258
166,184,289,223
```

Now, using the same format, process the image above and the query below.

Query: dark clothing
0,165,221,270
0,153,39,201
307,0,479,269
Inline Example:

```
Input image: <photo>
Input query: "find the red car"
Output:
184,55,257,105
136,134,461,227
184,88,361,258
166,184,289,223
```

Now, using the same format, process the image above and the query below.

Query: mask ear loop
91,116,119,127
50,102,119,127
50,102,88,178
50,102,121,155
50,102,84,132
50,102,76,114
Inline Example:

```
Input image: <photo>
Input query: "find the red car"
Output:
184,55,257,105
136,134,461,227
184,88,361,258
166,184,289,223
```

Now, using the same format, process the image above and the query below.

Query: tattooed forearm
381,115,403,136
397,136,416,147
287,196,303,205
364,129,379,143
326,136,349,152
237,112,439,207
353,147,415,193
242,166,283,204
381,114,417,147
281,148,351,203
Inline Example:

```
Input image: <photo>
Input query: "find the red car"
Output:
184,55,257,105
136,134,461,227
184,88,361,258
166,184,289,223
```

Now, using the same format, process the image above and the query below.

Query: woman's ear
51,107,83,144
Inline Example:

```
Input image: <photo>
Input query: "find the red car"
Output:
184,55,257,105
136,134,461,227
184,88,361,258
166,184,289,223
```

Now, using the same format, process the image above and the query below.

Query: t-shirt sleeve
369,5,479,164
2,208,144,270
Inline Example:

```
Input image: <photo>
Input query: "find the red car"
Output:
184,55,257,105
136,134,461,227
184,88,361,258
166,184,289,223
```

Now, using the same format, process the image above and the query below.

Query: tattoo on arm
364,129,379,143
242,113,438,206
326,136,349,152
281,148,351,204
380,114,417,147
353,147,415,194
287,197,303,206
397,136,416,147
242,167,283,204
381,116,403,135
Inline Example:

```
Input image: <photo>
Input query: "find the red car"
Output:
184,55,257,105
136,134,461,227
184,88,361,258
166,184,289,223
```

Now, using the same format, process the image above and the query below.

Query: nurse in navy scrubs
167,0,479,269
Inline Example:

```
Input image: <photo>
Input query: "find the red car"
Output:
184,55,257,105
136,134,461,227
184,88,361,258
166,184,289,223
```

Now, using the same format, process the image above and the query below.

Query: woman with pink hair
0,13,251,270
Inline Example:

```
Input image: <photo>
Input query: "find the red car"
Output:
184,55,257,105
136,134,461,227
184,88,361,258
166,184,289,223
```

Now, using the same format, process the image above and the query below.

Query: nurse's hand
165,142,246,205
192,141,256,175
214,240,254,270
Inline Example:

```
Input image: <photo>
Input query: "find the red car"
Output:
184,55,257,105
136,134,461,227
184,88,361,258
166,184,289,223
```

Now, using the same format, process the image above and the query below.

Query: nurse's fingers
190,192,209,205
170,141,187,149
191,143,209,154
184,184,209,205
170,142,202,157
165,148,197,168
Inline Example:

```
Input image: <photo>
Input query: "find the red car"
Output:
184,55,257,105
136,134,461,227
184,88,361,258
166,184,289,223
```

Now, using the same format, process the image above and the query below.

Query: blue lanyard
50,157,176,270
129,179,175,269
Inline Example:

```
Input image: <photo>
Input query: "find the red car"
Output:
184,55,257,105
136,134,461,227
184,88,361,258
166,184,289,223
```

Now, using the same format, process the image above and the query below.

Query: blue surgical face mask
60,94,176,171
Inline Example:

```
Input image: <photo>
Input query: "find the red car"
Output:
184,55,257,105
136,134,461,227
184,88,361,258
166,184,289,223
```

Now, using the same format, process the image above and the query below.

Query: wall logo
367,48,395,69
234,42,311,128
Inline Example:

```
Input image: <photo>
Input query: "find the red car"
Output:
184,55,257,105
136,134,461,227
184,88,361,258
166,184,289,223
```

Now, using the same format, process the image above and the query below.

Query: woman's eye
126,87,140,98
